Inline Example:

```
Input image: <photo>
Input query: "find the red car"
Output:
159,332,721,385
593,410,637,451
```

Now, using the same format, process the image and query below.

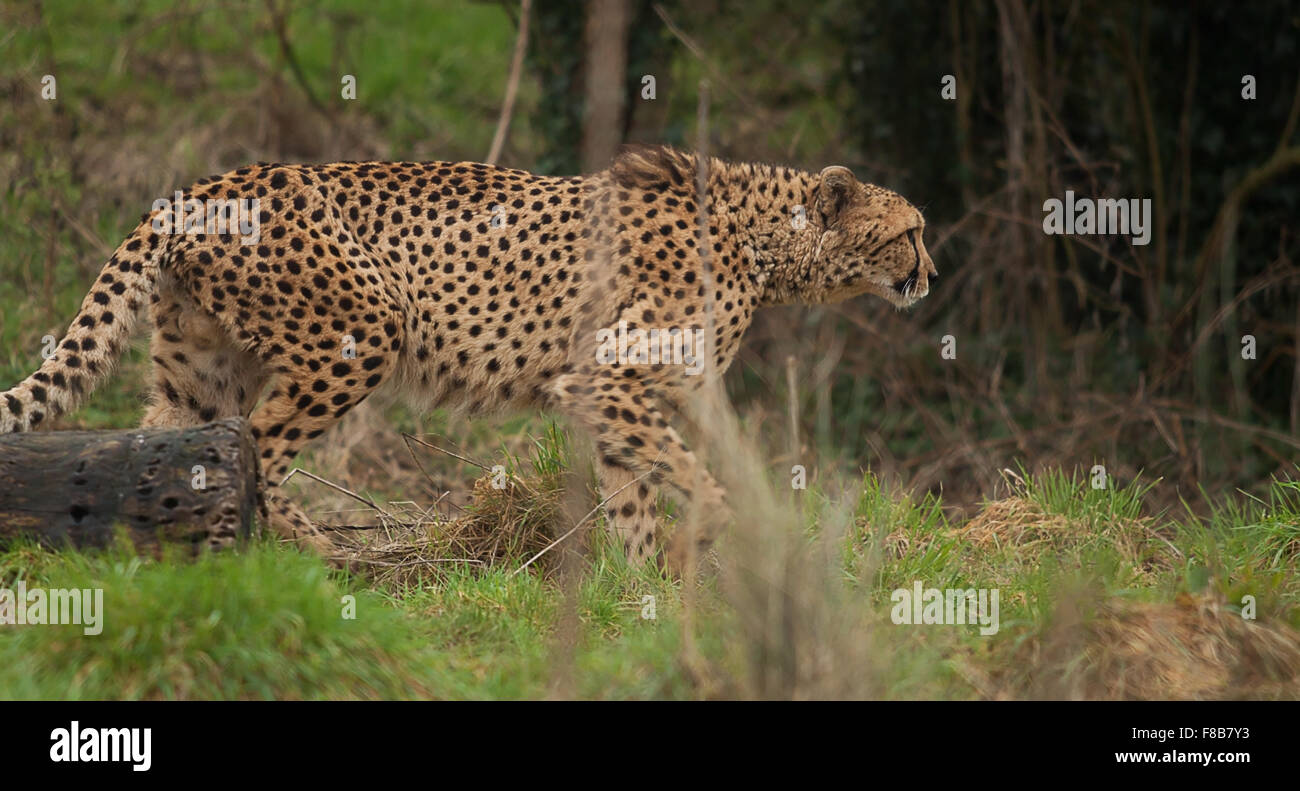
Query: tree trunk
0,418,259,554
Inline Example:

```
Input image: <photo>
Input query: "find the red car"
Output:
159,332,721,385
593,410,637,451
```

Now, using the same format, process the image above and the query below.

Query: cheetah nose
929,269,938,284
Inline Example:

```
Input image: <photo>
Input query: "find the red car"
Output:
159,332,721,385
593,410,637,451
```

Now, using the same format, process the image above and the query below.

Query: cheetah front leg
556,367,731,574
596,462,662,565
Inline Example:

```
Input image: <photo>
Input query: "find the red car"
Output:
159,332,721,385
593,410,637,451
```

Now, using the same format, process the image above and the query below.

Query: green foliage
526,0,675,173
1019,466,1154,527
1176,477,1300,628
834,1,1300,494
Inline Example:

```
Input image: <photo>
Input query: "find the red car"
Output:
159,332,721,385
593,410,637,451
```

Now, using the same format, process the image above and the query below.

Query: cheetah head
807,166,937,309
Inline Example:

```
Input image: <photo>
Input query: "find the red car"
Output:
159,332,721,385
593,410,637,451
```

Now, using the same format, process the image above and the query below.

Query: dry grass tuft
331,466,579,590
880,527,917,561
957,496,1179,578
1018,594,1300,700
958,497,1074,547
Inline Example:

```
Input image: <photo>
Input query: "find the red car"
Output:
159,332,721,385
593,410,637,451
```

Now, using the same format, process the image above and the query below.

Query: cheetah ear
815,166,856,226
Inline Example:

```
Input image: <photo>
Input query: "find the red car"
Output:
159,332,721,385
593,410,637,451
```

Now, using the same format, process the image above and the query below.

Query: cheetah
0,145,936,572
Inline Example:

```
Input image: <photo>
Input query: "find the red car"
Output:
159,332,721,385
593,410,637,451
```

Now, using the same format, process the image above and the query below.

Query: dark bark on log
0,418,259,554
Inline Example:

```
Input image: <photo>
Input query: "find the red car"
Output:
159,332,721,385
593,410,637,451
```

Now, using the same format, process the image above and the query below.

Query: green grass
0,529,703,700
1177,479,1300,627
7,0,527,159
2,454,1296,699
0,539,438,699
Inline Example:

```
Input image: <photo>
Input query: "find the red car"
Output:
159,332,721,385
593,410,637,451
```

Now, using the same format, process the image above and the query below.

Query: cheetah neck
702,160,820,307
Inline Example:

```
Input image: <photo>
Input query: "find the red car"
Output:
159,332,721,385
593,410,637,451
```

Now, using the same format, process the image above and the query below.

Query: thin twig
653,4,764,118
264,0,328,117
511,468,653,577
400,432,440,484
350,556,484,568
402,432,538,497
486,0,532,165
401,432,490,470
279,467,396,523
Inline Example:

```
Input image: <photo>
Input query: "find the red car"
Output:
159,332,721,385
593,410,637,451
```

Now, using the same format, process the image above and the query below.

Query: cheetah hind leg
258,486,339,560
139,294,337,561
245,381,358,564
246,369,394,565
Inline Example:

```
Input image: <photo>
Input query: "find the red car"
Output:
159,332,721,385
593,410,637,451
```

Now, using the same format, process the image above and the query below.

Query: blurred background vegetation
2,0,1298,517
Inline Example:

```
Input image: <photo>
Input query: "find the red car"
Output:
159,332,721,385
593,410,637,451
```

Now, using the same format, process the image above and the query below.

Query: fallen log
0,418,259,554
